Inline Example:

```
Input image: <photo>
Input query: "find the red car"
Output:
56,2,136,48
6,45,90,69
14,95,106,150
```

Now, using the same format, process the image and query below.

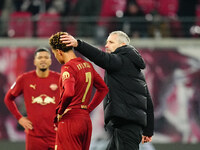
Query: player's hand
57,114,63,122
18,117,33,131
54,123,58,131
142,135,152,144
60,34,78,47
57,109,71,122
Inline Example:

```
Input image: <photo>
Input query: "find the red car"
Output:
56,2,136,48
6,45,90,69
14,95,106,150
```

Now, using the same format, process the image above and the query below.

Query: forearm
4,91,22,120
143,88,154,136
58,97,72,115
88,87,108,112
88,70,109,112
58,80,75,115
75,40,109,69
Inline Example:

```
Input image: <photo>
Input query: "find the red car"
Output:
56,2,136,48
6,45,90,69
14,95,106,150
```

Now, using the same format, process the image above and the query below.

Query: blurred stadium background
1,0,200,150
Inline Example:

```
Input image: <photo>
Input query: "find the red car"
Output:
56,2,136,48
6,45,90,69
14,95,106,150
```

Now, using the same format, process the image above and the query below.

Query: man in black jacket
60,31,154,150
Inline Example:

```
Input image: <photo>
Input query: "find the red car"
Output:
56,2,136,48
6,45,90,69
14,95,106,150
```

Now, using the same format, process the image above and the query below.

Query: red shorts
55,109,92,150
26,133,55,150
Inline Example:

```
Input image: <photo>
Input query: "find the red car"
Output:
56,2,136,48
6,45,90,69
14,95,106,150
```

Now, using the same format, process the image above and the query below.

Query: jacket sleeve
143,85,154,136
88,69,108,112
75,40,123,71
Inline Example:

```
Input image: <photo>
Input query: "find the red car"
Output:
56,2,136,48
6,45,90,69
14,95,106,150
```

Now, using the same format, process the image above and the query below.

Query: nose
105,43,108,48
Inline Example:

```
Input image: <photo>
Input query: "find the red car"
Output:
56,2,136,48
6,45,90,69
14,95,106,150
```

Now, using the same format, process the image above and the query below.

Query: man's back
60,58,96,109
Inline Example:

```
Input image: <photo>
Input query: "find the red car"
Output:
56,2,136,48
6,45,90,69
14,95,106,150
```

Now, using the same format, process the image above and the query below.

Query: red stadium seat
157,0,179,16
36,13,61,37
196,5,200,26
136,0,155,14
8,12,33,37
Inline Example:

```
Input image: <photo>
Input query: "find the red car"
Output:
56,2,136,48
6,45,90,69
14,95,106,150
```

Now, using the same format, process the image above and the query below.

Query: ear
57,49,63,56
33,58,36,66
49,57,52,65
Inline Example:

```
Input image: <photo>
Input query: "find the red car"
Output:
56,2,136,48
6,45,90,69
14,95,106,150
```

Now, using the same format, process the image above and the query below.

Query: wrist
76,39,82,48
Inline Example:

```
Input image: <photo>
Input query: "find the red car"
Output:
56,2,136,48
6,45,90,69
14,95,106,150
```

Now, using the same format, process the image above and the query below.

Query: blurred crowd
0,0,200,40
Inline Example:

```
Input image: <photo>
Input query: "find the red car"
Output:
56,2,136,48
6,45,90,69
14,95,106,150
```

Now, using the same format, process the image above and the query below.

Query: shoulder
17,70,35,80
61,64,76,76
62,63,74,71
115,45,135,54
13,71,35,86
49,70,60,77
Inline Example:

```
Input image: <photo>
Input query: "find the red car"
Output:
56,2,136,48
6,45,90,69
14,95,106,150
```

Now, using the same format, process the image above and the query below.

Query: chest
23,78,58,95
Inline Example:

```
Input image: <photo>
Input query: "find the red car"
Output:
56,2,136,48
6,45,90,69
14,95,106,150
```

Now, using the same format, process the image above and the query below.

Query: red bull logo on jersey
32,94,55,105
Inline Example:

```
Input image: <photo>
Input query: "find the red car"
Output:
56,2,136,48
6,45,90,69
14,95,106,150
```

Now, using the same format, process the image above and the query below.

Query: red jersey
57,57,108,116
7,70,60,137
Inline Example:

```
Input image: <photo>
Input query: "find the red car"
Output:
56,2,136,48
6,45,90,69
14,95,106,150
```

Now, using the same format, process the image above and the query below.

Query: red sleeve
58,70,75,115
10,75,23,96
88,69,108,113
4,89,23,120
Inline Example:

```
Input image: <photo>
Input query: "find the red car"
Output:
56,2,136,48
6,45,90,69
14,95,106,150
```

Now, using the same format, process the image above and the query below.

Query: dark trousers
106,120,142,150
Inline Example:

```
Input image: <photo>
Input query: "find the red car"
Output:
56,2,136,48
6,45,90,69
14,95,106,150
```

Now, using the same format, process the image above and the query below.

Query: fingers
24,121,33,130
57,114,63,122
142,136,152,144
60,38,72,46
54,124,58,131
18,117,33,130
60,35,78,47
60,35,71,43
60,37,73,47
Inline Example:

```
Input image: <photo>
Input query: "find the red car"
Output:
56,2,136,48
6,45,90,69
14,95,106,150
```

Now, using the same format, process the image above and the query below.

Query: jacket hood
114,45,145,69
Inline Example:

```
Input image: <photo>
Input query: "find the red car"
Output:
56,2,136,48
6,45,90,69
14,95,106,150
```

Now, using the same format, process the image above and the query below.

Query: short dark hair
49,32,73,52
34,47,51,57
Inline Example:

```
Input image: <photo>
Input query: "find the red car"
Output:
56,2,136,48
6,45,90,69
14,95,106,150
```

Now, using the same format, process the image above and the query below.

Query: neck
36,68,49,78
63,50,77,63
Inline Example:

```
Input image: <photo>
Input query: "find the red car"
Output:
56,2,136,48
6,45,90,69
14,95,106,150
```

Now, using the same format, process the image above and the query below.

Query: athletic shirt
57,57,108,115
10,70,60,137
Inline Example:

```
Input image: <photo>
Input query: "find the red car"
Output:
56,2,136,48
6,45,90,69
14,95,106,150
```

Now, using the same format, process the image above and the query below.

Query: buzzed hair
109,31,130,45
49,32,73,52
34,47,51,57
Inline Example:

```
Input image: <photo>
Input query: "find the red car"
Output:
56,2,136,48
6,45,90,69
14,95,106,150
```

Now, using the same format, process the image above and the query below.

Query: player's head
34,47,52,72
105,31,130,53
49,32,73,64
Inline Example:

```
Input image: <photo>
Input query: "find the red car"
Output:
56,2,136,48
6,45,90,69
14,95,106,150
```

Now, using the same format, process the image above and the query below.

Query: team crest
62,71,70,81
50,84,58,91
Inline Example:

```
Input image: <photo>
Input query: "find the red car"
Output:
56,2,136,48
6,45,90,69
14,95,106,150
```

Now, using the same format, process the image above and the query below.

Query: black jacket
75,40,154,136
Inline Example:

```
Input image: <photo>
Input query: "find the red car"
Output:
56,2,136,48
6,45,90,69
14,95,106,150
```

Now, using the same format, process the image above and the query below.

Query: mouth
40,63,47,66
39,63,48,69
106,49,111,53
